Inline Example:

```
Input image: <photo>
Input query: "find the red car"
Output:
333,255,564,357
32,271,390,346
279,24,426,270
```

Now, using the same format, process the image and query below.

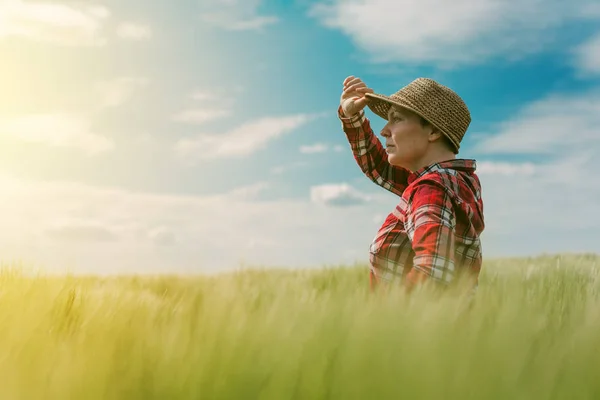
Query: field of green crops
1,253,599,399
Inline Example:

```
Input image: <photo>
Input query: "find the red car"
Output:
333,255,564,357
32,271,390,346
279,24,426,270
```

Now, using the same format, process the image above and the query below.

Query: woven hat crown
365,78,471,153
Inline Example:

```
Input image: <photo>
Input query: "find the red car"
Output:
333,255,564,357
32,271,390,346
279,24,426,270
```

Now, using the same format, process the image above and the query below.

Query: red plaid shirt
338,107,485,291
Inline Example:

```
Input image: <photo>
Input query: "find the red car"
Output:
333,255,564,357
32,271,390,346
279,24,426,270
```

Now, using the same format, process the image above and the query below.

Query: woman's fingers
344,81,370,94
343,76,363,88
357,87,374,93
343,76,356,86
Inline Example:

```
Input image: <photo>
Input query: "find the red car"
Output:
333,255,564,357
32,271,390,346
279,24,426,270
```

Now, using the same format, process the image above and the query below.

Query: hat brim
365,92,425,122
364,92,459,153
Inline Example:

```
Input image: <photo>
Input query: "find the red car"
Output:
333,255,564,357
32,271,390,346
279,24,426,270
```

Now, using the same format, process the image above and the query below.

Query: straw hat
365,78,471,153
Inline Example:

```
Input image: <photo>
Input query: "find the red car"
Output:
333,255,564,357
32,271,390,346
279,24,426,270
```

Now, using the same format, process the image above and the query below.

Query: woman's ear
428,129,443,143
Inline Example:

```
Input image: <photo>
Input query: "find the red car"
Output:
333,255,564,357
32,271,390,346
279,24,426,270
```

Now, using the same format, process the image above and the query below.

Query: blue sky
0,0,599,274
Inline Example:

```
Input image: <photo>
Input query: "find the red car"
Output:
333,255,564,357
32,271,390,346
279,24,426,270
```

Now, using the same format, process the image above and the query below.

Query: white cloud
476,161,536,176
94,77,148,109
175,113,321,162
116,22,151,40
300,143,329,154
573,31,600,75
46,222,118,243
221,15,278,31
0,174,394,274
478,153,600,254
0,113,113,155
0,0,109,46
199,0,278,31
470,86,600,257
270,161,310,175
227,182,270,200
190,91,213,101
310,183,371,207
172,108,231,124
299,143,346,154
0,77,145,155
309,0,600,66
472,90,600,155
173,87,241,124
580,3,600,18
147,227,176,246
190,86,243,102
372,214,384,224
0,137,598,276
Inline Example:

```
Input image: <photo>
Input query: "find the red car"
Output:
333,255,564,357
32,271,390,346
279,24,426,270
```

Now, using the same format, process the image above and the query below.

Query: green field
1,254,599,399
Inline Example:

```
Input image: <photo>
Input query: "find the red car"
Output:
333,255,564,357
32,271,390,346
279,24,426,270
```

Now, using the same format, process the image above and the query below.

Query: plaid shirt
338,106,485,291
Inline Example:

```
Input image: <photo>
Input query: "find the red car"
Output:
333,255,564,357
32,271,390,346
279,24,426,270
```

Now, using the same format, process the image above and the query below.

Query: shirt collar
407,159,477,184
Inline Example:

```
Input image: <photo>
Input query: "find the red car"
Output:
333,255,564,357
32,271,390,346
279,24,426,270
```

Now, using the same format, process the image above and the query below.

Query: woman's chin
387,153,401,166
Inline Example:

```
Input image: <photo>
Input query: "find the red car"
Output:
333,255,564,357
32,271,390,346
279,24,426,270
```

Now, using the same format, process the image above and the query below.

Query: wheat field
0,254,599,399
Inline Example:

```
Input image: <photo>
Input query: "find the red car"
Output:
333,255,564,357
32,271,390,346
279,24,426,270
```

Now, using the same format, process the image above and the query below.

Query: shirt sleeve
337,106,410,196
404,181,457,288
